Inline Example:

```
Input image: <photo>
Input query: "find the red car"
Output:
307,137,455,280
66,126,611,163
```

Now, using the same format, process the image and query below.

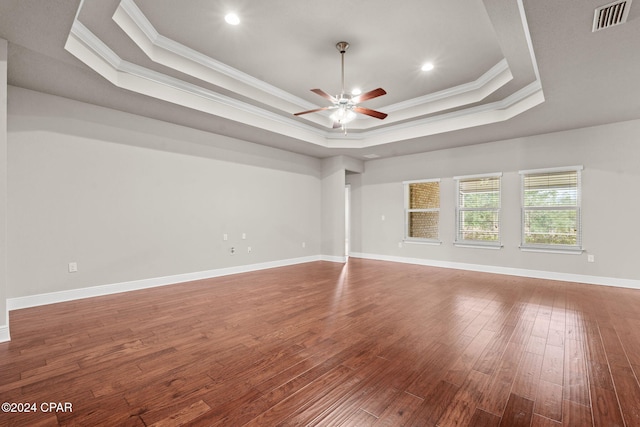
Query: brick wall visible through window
405,180,440,241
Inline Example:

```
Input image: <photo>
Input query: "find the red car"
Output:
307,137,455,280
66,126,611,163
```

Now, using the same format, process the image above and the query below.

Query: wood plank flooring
1,259,640,426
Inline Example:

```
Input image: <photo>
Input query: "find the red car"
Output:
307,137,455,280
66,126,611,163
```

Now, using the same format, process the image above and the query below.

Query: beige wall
7,87,323,298
348,119,640,283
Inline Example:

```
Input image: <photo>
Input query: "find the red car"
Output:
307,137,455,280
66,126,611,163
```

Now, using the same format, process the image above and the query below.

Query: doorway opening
345,184,351,259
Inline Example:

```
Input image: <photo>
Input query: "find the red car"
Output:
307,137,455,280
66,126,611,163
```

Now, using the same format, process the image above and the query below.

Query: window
520,166,582,252
454,173,502,247
403,179,440,242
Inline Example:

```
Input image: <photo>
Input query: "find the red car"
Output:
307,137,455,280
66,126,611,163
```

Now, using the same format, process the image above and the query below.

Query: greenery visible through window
404,180,440,241
455,175,501,245
521,168,581,250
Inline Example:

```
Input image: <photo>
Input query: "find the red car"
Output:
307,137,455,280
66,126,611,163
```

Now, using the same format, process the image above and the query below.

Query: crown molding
114,0,515,130
384,59,511,113
362,81,542,139
346,82,544,148
67,21,331,146
66,0,545,149
114,0,318,112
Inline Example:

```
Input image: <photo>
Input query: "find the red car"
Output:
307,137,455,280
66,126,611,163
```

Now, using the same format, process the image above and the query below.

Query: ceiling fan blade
355,88,386,103
293,106,333,116
310,89,337,102
353,107,388,120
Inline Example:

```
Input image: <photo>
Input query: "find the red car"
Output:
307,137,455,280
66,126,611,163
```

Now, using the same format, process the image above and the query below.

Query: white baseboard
11,251,633,342
0,325,9,343
350,252,640,290
7,255,345,312
320,255,347,263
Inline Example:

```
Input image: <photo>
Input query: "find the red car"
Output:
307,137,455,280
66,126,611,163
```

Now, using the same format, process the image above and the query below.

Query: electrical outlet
247,246,252,253
223,233,228,241
242,233,246,240
302,242,306,248
381,215,385,221
230,247,235,255
398,242,403,248
68,262,78,273
587,254,595,263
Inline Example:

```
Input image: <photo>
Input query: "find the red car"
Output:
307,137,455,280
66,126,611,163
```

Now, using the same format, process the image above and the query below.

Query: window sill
519,246,584,255
454,242,503,250
403,239,442,246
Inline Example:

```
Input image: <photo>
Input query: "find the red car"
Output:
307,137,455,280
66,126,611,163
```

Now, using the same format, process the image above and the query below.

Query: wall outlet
242,233,246,240
223,233,228,241
302,242,306,248
398,242,403,248
230,247,235,255
381,215,386,221
68,262,78,273
587,254,595,263
247,246,252,253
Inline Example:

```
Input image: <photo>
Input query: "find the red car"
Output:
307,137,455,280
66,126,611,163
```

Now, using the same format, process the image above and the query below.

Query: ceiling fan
294,41,388,134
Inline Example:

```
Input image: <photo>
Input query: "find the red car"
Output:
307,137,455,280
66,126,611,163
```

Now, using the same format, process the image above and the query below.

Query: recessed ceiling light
225,13,240,25
421,62,434,72
352,88,362,96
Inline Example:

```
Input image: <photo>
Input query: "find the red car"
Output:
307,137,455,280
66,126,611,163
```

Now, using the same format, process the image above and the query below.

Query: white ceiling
1,0,640,159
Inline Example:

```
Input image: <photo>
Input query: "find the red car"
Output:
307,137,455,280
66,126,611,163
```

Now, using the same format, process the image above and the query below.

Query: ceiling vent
593,0,632,31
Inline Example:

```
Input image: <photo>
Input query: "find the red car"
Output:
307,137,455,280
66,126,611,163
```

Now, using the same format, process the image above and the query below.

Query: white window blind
520,167,582,252
454,174,501,247
403,179,440,242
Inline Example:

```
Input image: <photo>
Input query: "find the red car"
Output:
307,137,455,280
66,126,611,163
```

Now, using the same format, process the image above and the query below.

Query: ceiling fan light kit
294,41,388,134
330,108,357,125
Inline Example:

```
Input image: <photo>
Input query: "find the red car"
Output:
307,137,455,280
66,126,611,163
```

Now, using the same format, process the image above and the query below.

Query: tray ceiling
2,0,639,158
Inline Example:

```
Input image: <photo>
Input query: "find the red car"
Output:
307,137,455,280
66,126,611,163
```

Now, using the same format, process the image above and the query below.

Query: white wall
7,87,323,299
348,120,640,285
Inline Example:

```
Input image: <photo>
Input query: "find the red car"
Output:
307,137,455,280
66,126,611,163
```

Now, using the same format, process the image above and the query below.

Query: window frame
454,172,503,249
403,178,441,244
519,166,583,254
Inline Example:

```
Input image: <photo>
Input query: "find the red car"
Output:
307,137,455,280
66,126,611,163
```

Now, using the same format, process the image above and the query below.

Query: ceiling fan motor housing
338,94,353,104
336,41,349,53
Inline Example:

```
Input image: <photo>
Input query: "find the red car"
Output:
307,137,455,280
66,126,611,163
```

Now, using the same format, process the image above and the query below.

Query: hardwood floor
1,259,640,426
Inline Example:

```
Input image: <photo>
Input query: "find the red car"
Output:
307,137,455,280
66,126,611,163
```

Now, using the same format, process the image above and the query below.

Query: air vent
593,0,632,32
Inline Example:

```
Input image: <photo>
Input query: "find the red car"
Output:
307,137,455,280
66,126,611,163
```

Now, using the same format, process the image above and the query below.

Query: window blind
455,175,501,245
521,169,582,250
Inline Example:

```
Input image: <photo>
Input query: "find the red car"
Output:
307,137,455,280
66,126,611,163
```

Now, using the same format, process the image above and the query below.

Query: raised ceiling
2,0,640,158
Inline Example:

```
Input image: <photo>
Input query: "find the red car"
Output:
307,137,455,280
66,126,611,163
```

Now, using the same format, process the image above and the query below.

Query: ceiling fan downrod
336,41,349,96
